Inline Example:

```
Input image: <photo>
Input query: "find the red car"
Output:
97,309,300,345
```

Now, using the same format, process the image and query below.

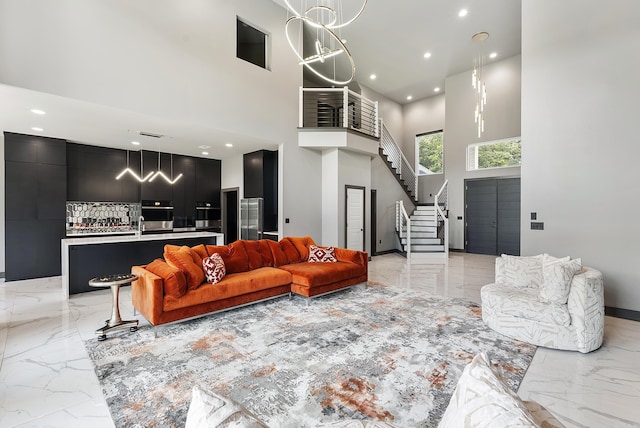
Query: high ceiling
274,0,522,103
0,1,521,158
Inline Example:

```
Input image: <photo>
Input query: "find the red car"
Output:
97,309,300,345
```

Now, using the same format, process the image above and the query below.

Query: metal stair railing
435,180,449,256
380,120,418,200
396,200,411,261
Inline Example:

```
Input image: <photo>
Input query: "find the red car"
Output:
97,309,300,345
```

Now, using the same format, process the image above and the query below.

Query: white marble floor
0,252,639,427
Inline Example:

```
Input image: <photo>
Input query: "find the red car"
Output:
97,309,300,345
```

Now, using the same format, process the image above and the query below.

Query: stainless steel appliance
141,200,173,232
172,216,196,232
240,197,263,240
196,201,221,231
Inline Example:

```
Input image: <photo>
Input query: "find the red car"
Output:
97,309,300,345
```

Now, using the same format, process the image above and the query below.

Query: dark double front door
465,177,520,256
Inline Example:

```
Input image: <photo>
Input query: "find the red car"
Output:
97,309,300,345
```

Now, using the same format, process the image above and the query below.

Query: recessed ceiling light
198,145,211,149
202,151,209,155
131,141,140,145
423,52,432,59
434,87,441,93
489,52,498,59
30,109,46,115
31,127,43,132
370,74,376,80
407,95,413,101
458,9,468,17
225,143,233,148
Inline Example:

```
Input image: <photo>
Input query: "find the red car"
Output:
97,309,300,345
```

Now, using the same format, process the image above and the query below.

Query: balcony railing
299,87,379,138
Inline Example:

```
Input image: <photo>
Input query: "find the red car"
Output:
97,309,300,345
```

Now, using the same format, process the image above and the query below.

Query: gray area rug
85,285,536,427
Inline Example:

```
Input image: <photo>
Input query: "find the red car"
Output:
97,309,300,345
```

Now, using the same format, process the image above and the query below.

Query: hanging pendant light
284,0,367,85
148,152,182,184
115,150,154,182
472,32,489,138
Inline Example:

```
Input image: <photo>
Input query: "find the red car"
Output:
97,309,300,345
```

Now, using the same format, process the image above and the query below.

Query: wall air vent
138,131,164,139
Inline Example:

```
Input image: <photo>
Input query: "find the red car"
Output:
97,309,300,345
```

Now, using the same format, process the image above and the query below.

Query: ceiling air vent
138,131,164,139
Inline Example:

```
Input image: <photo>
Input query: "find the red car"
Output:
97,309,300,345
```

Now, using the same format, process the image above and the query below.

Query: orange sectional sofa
131,236,368,327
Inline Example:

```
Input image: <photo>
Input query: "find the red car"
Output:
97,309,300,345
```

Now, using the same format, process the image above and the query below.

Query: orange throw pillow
145,258,188,298
279,238,302,264
164,248,205,290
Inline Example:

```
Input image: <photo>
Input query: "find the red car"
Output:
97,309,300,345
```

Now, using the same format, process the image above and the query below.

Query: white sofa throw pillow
438,352,539,428
185,386,268,428
539,256,582,304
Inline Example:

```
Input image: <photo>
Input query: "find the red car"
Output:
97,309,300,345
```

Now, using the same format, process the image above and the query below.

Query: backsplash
66,201,142,236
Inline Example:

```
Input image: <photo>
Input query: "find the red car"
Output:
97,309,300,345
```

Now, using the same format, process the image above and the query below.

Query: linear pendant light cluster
115,150,182,184
472,32,489,138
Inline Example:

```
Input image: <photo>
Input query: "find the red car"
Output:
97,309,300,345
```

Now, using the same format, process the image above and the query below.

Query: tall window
237,17,269,70
467,137,522,171
416,130,444,175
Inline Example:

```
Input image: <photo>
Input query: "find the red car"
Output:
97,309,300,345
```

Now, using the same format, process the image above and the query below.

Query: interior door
346,186,365,251
497,178,521,255
465,178,521,256
465,180,498,255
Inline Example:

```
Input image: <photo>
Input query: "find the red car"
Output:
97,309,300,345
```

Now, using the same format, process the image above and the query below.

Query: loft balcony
297,87,380,156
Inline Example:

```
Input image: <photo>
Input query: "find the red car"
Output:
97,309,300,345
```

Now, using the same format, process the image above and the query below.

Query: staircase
379,121,418,203
399,205,445,253
396,181,449,260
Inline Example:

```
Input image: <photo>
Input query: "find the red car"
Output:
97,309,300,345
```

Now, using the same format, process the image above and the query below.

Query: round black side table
88,273,139,341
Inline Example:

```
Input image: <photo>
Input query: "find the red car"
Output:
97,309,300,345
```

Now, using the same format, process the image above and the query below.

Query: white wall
444,55,522,249
521,0,640,310
359,84,404,145
402,94,446,203
322,149,340,246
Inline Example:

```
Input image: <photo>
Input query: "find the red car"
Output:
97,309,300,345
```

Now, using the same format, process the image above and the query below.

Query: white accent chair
481,254,604,353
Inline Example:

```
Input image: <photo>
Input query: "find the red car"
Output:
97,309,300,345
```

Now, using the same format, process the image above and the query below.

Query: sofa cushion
145,258,187,299
202,253,226,284
186,385,267,428
482,283,572,326
165,244,204,267
205,241,249,274
540,256,582,304
279,238,302,264
163,267,291,312
164,246,206,291
190,244,209,264
438,352,539,428
243,240,274,269
278,261,366,287
284,236,316,261
308,245,337,263
266,239,289,267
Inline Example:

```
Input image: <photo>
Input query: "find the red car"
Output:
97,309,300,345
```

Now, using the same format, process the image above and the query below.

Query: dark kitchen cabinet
172,155,197,223
4,132,66,281
66,143,141,202
140,150,173,202
195,158,221,205
243,149,278,232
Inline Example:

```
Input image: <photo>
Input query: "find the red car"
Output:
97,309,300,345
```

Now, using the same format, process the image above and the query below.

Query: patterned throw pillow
539,256,582,304
203,253,226,284
308,245,337,263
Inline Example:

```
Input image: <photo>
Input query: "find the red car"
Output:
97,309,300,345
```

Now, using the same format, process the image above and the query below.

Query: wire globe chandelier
284,0,367,85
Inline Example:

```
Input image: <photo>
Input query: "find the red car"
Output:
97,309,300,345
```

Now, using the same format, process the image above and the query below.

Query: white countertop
62,231,223,246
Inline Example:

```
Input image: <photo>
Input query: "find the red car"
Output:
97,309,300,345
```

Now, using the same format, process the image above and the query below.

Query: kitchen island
62,231,223,297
